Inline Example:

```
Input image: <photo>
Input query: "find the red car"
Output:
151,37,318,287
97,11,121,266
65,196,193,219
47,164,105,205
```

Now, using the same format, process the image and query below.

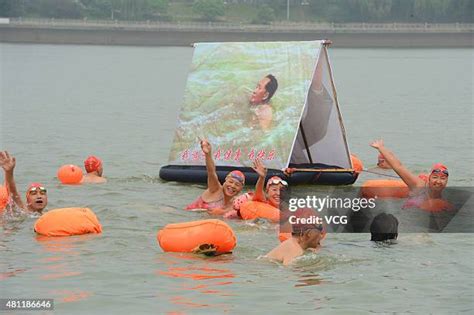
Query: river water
1,43,473,314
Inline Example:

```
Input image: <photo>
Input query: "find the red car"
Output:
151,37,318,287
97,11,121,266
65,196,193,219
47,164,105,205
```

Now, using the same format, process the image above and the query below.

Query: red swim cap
430,163,448,176
84,156,102,173
227,170,245,185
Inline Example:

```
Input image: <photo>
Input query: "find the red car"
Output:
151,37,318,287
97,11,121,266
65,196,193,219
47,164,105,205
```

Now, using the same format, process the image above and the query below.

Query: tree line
0,0,471,23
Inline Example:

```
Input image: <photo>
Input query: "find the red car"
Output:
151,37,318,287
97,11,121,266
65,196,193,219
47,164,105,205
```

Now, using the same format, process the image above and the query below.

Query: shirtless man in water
266,207,326,266
0,151,48,214
249,74,278,130
266,221,325,266
185,140,245,216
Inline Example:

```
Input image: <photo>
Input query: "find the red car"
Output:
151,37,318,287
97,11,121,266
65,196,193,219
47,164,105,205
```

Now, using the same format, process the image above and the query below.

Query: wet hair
264,74,278,102
370,213,398,242
291,222,323,237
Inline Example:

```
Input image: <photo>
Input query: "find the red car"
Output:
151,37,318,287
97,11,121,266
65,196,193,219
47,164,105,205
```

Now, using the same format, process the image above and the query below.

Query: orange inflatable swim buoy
157,219,236,254
360,179,409,199
239,201,280,223
34,208,102,236
0,185,9,212
57,165,83,185
278,232,291,242
350,154,364,174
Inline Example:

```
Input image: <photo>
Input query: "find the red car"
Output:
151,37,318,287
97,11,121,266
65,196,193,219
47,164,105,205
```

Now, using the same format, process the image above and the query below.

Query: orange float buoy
361,179,409,199
278,232,291,242
350,154,364,174
0,185,9,211
34,207,102,236
57,165,83,185
157,219,236,254
239,201,280,223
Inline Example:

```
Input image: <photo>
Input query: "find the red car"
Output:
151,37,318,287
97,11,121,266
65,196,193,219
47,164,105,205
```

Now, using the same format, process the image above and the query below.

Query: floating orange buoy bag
157,219,236,254
278,232,291,242
350,154,364,174
0,184,9,212
360,179,409,199
34,208,102,236
57,165,83,185
239,201,280,223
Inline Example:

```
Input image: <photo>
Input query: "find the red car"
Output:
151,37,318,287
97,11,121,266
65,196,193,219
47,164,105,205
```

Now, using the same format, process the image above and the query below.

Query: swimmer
82,155,107,184
265,219,325,266
185,140,245,216
252,158,287,208
249,74,278,130
370,213,398,242
0,151,48,214
370,139,451,210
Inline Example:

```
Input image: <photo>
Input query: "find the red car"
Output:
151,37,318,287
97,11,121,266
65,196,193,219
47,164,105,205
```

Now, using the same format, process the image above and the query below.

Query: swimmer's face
266,184,283,207
223,177,243,198
250,77,270,105
26,187,48,212
428,172,448,192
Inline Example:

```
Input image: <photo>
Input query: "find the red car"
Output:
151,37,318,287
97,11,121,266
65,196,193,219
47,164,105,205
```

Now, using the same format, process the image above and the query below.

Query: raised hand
283,168,295,176
200,139,212,155
370,139,384,150
252,159,267,178
0,151,16,172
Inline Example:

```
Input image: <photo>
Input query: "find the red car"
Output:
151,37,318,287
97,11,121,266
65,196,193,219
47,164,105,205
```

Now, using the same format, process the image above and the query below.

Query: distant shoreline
1,19,472,47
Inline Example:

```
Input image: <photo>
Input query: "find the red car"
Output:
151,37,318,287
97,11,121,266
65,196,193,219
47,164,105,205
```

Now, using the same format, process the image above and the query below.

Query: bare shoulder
81,175,107,184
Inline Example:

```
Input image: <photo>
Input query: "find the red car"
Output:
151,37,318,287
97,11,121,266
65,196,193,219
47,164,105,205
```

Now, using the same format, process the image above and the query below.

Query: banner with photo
168,41,323,169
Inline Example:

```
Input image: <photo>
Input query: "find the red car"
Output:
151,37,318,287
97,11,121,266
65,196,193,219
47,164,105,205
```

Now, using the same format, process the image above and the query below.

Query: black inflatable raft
159,164,358,186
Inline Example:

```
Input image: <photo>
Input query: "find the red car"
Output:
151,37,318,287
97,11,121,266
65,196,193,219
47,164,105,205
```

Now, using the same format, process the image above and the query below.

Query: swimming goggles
228,173,245,185
28,187,47,195
431,169,449,176
267,178,288,187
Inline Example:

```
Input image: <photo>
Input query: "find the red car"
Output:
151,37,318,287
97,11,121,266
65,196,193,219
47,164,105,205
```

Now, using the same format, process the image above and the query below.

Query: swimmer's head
266,176,288,207
428,163,448,192
377,153,391,169
370,213,398,242
291,208,326,249
223,170,245,197
26,182,48,212
84,156,103,176
250,74,278,105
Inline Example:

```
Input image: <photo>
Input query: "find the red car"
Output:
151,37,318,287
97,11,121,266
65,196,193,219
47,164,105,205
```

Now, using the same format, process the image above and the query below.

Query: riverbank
1,18,473,47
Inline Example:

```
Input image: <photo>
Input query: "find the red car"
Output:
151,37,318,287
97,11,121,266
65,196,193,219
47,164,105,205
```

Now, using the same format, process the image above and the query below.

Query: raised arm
0,151,26,210
370,140,424,190
200,140,221,194
252,159,267,202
